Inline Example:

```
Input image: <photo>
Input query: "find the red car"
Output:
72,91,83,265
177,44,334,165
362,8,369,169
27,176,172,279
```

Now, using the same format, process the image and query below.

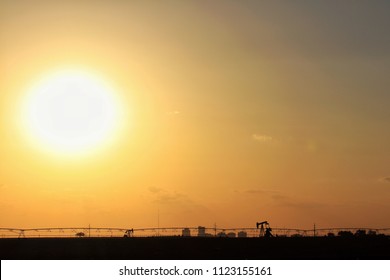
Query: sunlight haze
1,0,390,230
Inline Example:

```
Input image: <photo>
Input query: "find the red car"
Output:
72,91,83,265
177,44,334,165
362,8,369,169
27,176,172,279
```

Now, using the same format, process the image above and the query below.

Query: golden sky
1,0,390,230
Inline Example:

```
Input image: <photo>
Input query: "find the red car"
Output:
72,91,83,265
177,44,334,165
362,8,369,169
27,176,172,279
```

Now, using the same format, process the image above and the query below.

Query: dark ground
1,236,390,260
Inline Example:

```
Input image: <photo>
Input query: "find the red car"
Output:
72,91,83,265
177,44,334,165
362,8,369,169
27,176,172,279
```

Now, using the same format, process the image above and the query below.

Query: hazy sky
1,0,390,230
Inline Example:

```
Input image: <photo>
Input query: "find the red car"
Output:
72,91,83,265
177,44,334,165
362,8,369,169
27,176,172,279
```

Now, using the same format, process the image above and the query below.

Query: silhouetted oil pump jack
123,229,134,237
256,221,273,237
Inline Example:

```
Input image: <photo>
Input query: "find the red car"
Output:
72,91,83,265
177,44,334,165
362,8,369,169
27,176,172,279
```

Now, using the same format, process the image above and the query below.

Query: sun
22,69,121,156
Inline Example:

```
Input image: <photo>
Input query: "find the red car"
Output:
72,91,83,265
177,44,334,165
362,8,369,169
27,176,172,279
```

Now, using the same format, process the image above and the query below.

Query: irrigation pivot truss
1,227,390,238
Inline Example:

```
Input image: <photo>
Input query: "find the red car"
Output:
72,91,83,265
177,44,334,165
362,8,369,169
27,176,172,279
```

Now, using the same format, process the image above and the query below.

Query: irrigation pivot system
1,226,389,238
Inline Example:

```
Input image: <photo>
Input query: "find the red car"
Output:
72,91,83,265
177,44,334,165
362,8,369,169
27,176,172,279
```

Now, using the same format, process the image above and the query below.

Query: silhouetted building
197,226,206,237
237,231,247,238
217,232,227,237
227,232,236,238
182,228,191,237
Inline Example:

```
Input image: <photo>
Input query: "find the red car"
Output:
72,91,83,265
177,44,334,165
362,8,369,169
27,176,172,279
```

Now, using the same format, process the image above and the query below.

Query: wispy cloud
242,188,280,195
155,192,187,204
238,188,324,210
148,186,163,193
274,198,325,210
252,134,320,152
244,189,267,194
148,187,188,203
252,134,273,143
148,187,193,205
147,187,209,215
379,177,390,184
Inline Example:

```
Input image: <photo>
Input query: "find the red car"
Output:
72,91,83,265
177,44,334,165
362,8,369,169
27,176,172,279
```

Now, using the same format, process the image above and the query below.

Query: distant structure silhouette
338,230,353,237
217,231,227,237
123,229,134,237
198,226,206,237
1,226,389,239
18,230,26,238
256,221,273,237
182,228,191,237
265,227,273,238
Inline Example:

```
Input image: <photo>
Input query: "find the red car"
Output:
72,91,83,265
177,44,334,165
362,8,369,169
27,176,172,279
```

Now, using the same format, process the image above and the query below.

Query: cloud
275,199,325,210
148,186,163,193
148,187,193,205
147,187,209,215
155,192,187,204
270,194,287,201
379,177,390,183
252,135,321,152
252,134,273,143
245,189,266,194
243,188,280,195
239,188,324,209
270,193,326,209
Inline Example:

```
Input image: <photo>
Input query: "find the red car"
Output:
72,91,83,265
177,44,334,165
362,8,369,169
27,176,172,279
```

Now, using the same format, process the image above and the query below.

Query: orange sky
1,1,390,230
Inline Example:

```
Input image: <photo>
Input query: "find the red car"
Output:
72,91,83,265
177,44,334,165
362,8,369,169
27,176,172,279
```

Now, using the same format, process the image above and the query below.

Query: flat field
1,236,389,260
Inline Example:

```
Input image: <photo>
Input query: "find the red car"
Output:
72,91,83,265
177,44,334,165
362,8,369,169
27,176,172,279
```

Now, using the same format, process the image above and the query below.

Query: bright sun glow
23,69,120,156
